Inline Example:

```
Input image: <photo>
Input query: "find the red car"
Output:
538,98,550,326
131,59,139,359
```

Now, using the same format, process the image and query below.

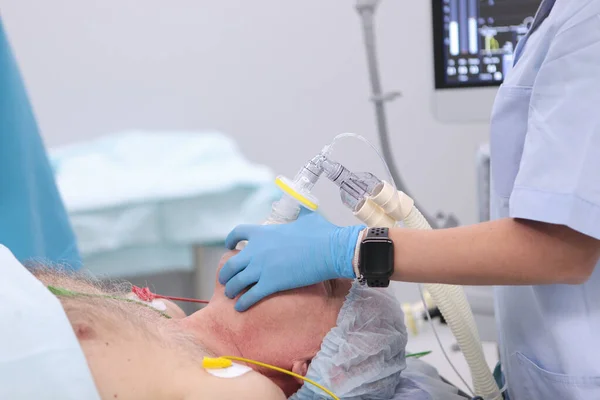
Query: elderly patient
30,251,463,400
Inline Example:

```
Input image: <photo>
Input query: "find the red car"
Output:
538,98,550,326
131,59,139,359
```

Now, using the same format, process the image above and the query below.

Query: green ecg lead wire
47,285,172,319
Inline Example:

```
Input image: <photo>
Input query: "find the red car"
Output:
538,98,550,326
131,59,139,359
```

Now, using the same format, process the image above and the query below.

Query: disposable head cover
290,282,464,400
0,245,100,399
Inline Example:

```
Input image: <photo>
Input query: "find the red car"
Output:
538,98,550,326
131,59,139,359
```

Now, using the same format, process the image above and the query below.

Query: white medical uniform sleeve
510,14,600,240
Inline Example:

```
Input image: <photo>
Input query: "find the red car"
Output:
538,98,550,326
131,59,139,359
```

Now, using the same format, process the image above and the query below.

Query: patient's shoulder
202,369,286,400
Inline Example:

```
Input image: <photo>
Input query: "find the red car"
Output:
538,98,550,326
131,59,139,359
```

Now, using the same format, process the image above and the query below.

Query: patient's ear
291,359,310,383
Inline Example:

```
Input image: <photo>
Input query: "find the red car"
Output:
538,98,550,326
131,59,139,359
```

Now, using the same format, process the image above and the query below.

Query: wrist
352,228,368,281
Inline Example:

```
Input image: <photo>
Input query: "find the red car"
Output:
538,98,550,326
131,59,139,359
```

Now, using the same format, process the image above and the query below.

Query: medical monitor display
432,0,539,89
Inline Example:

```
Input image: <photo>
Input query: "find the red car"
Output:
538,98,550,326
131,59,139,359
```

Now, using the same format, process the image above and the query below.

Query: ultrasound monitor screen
432,0,540,89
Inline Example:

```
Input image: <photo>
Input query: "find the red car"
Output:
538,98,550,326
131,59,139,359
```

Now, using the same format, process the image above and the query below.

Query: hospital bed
51,131,279,313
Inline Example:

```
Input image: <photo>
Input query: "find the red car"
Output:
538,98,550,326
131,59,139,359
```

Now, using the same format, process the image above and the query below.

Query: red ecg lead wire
131,286,209,304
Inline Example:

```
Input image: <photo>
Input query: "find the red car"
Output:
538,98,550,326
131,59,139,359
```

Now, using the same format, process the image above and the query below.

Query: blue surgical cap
290,282,464,400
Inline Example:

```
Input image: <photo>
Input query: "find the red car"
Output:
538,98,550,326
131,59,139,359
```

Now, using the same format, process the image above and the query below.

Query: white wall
1,0,491,302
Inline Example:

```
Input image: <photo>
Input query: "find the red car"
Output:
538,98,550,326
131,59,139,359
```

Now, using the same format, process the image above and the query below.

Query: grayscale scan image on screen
432,0,539,89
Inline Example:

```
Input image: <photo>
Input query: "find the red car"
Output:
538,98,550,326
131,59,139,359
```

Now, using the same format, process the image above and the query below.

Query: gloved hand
218,209,365,311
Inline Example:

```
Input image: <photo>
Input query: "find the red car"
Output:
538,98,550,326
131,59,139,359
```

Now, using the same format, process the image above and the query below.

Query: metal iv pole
355,0,459,229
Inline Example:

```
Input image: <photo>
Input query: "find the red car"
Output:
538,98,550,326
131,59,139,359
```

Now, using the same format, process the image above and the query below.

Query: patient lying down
31,250,349,399
33,251,464,400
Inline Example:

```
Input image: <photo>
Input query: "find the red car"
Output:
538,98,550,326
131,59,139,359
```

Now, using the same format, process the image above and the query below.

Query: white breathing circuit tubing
324,133,505,400
325,133,472,392
418,285,474,394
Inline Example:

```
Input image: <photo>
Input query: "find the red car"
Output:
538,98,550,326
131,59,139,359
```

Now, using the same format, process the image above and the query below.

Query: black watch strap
366,227,389,240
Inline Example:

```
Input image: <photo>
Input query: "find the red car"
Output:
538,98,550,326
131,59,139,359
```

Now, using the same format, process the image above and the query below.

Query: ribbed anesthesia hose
365,182,501,399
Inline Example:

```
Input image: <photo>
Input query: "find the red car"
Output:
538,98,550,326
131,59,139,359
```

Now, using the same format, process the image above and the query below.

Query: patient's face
180,251,352,395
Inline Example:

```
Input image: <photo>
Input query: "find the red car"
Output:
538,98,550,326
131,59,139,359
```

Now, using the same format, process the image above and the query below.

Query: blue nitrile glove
218,210,365,312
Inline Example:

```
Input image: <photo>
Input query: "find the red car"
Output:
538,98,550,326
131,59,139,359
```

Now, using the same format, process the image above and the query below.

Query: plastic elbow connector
354,199,396,228
370,181,414,221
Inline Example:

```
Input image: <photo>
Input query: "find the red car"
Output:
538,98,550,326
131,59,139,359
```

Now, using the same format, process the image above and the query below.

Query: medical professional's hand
218,210,365,311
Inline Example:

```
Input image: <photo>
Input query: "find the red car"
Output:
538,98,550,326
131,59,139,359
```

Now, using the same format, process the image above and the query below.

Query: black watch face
360,240,394,277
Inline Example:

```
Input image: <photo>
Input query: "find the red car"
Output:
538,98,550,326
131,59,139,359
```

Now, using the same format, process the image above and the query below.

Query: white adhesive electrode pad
150,299,168,311
205,363,253,378
0,246,100,399
126,293,168,311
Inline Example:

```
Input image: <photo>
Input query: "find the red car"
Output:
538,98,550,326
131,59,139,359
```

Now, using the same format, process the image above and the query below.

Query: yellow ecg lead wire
202,356,339,400
202,357,233,369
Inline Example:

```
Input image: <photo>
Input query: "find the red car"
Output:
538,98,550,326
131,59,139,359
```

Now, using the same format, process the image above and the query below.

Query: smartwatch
358,227,394,287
